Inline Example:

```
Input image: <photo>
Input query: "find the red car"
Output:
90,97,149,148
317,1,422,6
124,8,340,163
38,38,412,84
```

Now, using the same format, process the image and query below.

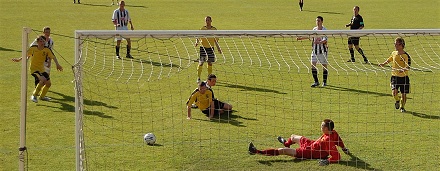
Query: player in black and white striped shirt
297,16,329,87
112,0,134,59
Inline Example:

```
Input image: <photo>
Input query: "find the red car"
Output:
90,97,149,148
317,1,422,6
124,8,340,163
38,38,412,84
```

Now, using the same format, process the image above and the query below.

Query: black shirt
349,14,364,30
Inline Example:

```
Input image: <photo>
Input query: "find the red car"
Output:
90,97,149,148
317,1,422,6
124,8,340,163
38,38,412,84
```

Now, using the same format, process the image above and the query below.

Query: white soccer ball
143,133,156,145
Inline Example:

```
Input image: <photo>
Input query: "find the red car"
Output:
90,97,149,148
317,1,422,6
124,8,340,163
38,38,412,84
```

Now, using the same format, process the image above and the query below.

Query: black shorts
202,99,225,116
199,47,215,63
390,76,410,94
348,37,360,45
31,71,50,83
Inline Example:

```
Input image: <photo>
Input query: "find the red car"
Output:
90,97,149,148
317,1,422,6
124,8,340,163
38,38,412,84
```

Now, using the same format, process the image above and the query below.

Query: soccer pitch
1,0,439,170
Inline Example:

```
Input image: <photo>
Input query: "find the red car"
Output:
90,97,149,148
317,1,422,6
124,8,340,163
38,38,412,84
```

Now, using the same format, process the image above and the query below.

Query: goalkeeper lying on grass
248,119,349,166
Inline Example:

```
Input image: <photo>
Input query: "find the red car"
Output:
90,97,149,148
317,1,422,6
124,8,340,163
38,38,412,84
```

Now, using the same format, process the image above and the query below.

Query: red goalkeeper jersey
310,130,345,162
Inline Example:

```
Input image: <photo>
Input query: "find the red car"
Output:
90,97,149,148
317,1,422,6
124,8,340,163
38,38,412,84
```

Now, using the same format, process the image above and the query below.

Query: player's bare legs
223,103,232,110
248,142,296,156
277,147,296,156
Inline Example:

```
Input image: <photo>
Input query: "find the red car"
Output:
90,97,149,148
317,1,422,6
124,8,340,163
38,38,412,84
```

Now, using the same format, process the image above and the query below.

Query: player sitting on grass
248,119,349,166
191,74,233,112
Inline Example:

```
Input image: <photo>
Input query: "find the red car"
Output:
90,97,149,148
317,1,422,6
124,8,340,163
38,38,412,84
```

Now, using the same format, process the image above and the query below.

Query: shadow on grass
337,153,380,170
148,143,163,147
0,46,21,52
115,58,180,68
80,3,147,8
302,9,343,15
406,110,440,120
257,158,302,166
323,85,390,97
192,110,257,127
218,83,287,94
40,91,116,119
256,153,379,170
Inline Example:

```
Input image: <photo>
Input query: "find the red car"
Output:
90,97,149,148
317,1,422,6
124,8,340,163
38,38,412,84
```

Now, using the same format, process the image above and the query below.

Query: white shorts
115,26,129,41
44,62,50,74
311,53,328,64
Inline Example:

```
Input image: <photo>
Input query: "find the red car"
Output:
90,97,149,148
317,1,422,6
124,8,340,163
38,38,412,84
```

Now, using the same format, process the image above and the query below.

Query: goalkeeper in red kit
248,119,350,166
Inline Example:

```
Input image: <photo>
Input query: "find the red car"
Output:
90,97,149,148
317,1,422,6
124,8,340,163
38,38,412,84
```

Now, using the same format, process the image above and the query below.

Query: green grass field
1,0,440,170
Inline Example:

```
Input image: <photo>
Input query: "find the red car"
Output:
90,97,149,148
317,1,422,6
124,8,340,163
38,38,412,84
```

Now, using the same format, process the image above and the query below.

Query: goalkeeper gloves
318,159,329,166
342,147,350,154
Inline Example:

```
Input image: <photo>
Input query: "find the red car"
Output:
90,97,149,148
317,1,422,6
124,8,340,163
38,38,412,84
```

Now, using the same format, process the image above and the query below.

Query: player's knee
225,104,232,110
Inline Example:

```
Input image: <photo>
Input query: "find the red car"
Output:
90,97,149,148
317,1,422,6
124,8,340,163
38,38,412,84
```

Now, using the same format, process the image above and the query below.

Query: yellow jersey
386,51,411,77
27,46,55,74
186,88,213,110
199,26,219,48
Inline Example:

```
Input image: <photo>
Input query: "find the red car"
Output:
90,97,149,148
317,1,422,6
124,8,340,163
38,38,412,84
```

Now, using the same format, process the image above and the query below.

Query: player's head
205,16,212,25
353,6,360,15
316,16,323,26
36,35,46,46
198,81,207,94
206,74,217,86
37,35,46,42
394,37,405,50
43,26,50,36
119,0,125,8
321,119,335,133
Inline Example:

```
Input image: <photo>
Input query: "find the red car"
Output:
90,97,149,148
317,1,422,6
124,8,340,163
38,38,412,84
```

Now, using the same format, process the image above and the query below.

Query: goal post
73,29,440,170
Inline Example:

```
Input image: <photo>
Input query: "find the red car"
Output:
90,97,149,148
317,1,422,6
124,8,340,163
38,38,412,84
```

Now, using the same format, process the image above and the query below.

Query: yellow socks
197,65,203,78
393,95,400,102
33,83,44,96
39,85,50,98
207,65,212,75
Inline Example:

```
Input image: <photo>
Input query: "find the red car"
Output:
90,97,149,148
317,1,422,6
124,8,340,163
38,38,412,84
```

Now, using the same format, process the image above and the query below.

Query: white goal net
73,30,440,170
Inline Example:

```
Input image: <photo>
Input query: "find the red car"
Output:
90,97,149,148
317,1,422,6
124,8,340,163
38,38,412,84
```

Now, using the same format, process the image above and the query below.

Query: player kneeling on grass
248,119,349,166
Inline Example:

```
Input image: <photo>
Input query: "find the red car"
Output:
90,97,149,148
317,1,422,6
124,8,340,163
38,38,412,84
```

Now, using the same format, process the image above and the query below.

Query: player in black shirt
345,6,369,63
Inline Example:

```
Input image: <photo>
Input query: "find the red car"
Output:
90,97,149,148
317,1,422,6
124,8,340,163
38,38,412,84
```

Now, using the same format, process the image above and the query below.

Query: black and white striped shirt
311,26,328,55
112,9,130,27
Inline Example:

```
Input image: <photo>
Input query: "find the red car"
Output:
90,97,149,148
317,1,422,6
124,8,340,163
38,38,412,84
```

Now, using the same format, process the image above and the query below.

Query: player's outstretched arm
378,61,388,67
53,57,63,71
11,57,23,62
208,101,215,119
296,36,310,41
187,106,192,120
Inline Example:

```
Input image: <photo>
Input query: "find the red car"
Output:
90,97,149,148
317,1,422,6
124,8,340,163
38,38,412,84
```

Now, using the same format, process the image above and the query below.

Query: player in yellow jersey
379,37,410,112
186,82,215,119
12,36,63,103
194,16,222,83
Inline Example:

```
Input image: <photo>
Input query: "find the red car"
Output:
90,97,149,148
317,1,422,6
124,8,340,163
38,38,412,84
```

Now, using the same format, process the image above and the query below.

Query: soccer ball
143,133,156,145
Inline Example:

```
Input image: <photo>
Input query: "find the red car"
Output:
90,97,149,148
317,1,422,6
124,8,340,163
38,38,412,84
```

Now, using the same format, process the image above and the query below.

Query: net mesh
73,30,440,170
